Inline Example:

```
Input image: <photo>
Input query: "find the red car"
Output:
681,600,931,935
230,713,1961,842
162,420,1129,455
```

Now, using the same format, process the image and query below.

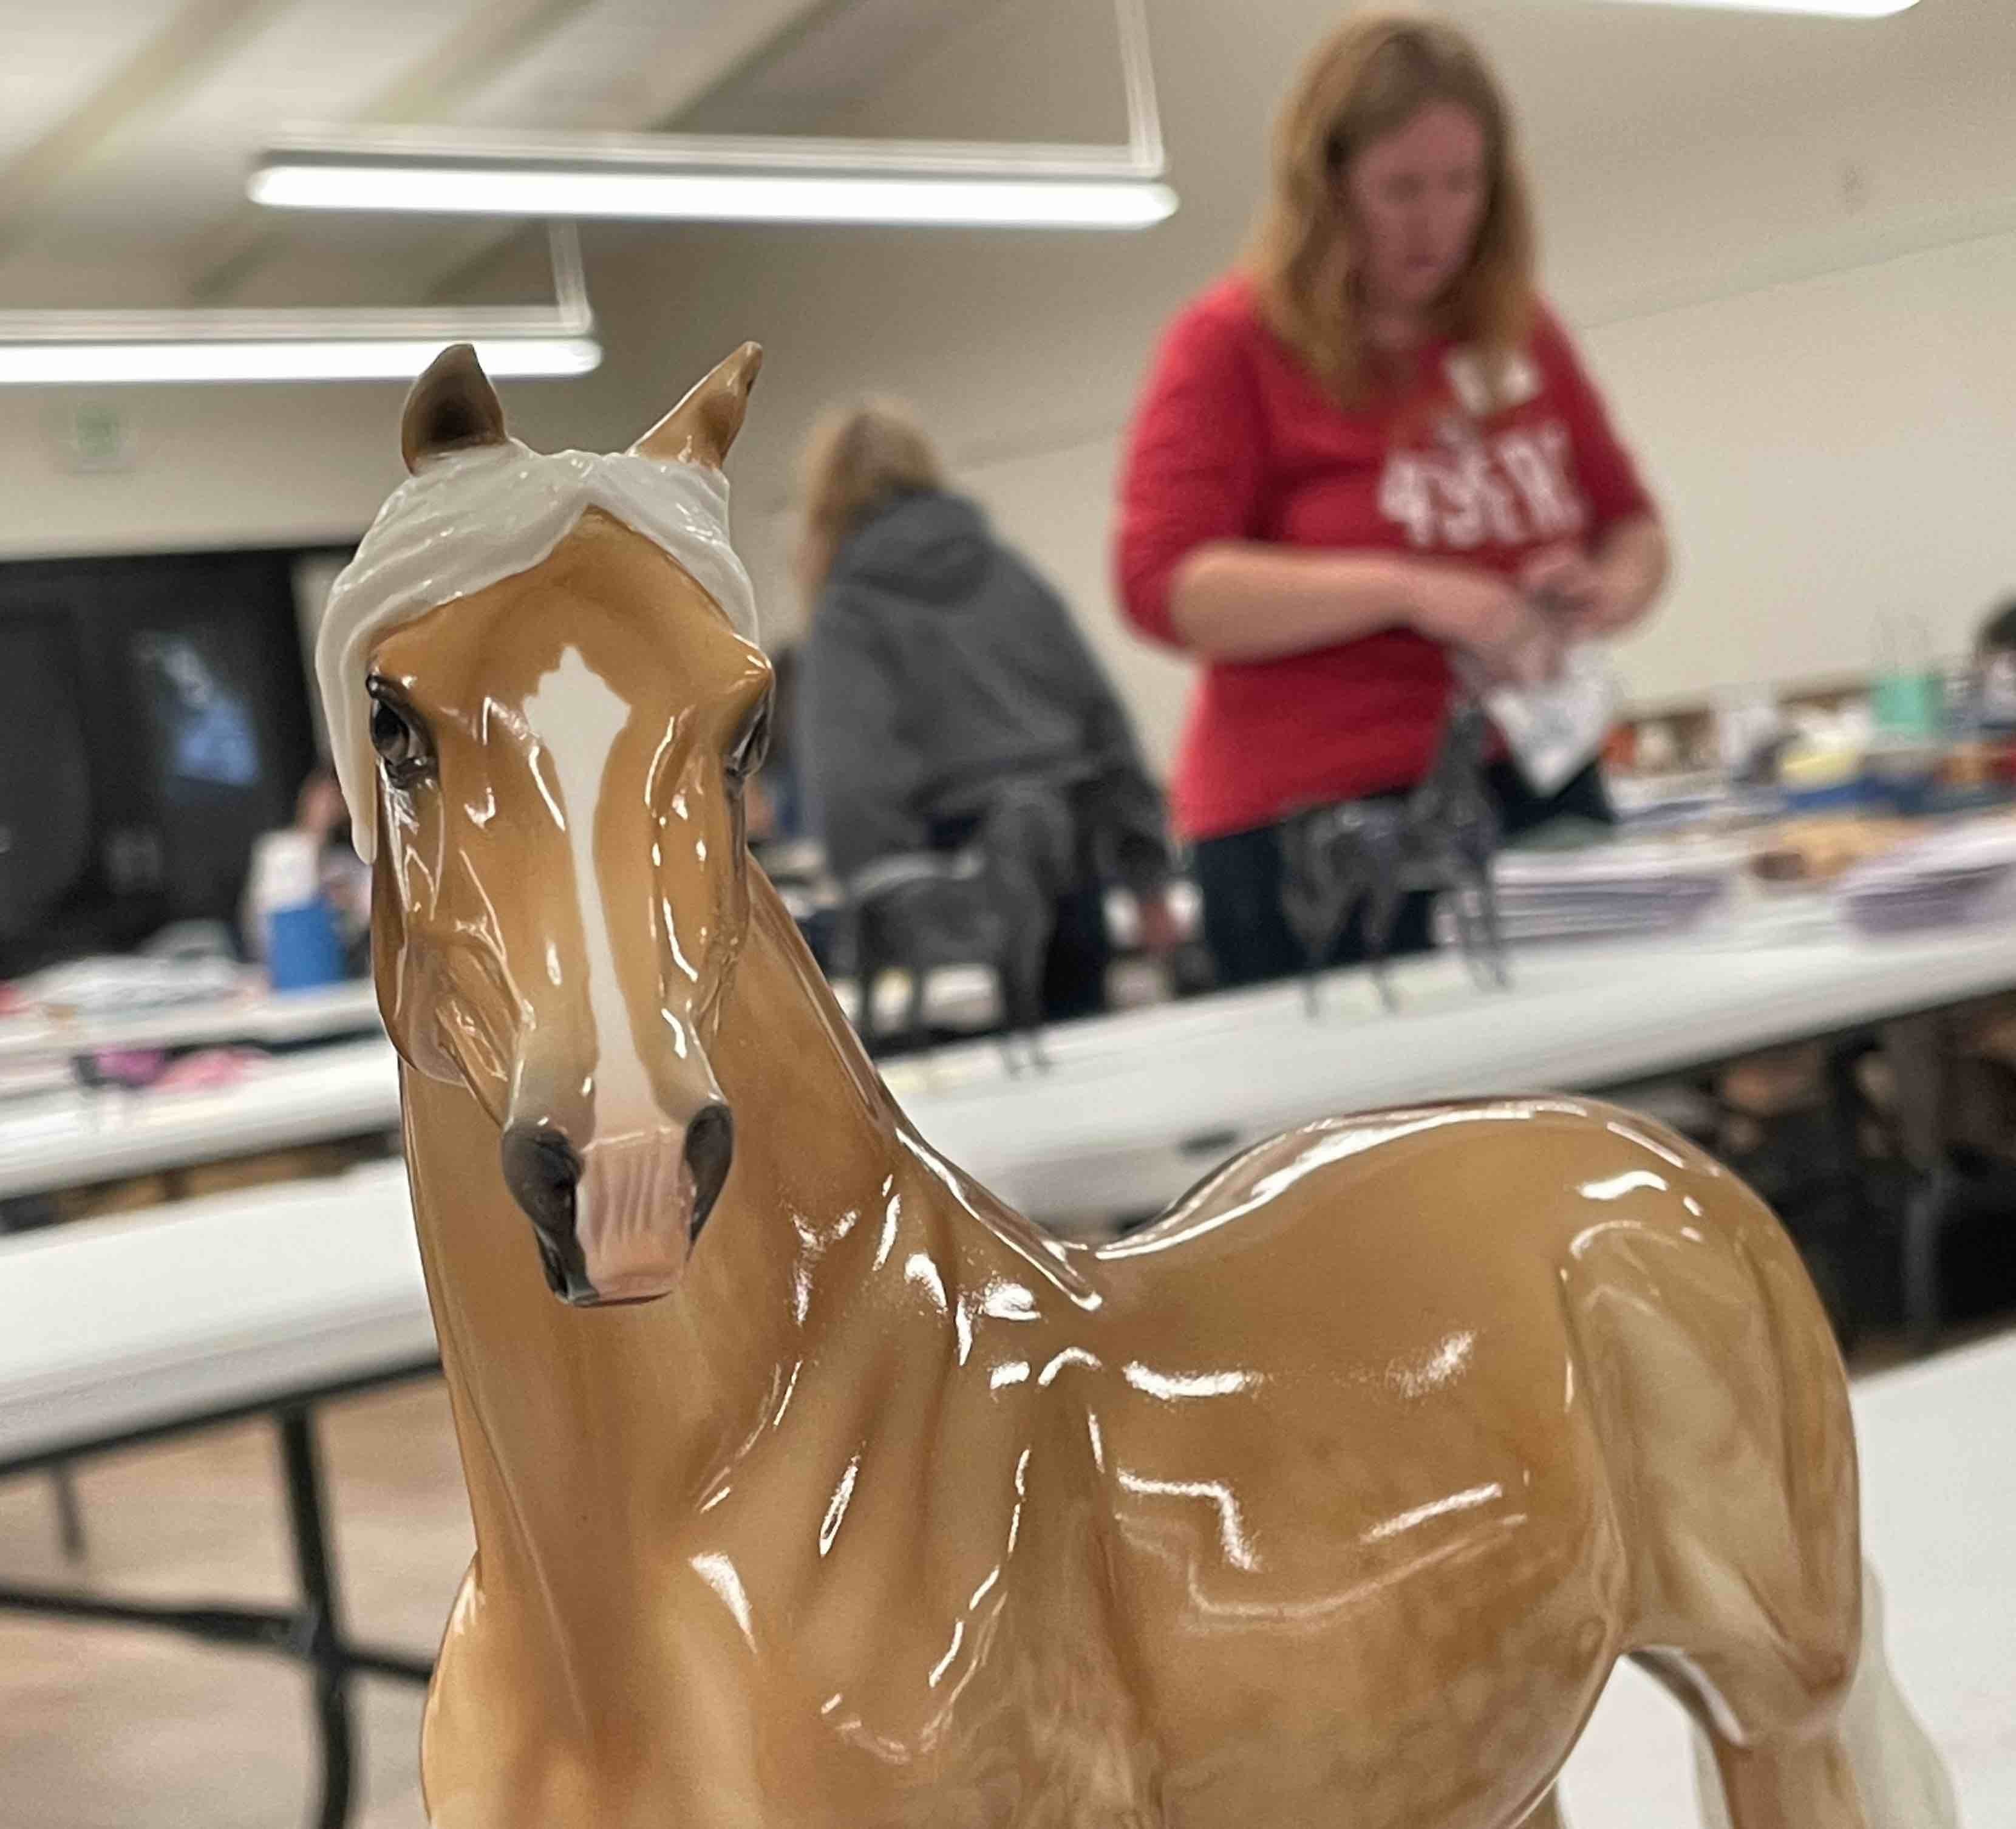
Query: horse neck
399,871,941,1631
1412,707,1482,819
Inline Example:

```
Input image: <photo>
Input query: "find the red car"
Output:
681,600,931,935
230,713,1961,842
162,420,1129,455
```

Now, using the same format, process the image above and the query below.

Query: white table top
0,977,382,1064
0,1037,400,1202
0,1156,2006,1824
0,975,992,1202
0,970,996,1068
4,912,2015,1213
0,1160,429,1470
894,914,2016,1219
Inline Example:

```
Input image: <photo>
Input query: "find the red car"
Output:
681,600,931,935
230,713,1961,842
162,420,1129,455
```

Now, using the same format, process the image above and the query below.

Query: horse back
1085,1094,1843,1599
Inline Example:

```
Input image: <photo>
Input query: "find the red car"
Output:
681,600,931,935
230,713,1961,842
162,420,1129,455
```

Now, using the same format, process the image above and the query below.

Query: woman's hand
1520,517,1669,639
1408,563,1563,689
1519,544,1633,638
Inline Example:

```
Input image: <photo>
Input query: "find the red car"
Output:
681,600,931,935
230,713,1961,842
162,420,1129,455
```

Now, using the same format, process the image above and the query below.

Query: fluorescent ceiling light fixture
1591,0,1917,13
252,162,1176,228
0,336,599,386
253,0,1174,231
0,225,596,386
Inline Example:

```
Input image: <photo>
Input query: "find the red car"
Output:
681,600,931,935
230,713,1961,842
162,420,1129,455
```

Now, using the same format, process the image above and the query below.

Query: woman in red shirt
1115,12,1668,987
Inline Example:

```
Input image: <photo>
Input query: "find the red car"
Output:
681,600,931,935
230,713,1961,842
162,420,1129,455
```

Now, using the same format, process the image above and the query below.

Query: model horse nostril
500,1125,582,1244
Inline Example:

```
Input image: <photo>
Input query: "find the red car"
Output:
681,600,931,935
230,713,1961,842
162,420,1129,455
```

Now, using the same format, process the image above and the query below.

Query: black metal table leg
1879,1015,1958,1352
277,1405,355,1829
50,1461,87,1562
1904,1162,1959,1353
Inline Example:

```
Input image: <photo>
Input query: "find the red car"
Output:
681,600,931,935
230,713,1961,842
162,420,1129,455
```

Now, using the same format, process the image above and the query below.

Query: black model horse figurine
1279,695,1507,1012
847,780,1076,1071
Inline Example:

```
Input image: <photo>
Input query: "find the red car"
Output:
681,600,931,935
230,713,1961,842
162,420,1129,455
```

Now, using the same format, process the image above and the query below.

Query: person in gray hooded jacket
794,399,1176,1023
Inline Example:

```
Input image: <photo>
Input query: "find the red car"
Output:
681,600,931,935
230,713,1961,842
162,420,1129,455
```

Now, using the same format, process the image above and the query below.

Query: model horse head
318,342,771,1306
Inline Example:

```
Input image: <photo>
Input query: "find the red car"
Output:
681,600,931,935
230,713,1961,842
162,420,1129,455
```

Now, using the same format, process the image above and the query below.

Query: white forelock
313,438,759,862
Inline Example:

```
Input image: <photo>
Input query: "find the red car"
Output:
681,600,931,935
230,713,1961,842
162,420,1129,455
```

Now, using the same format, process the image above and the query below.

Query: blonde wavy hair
1244,11,1536,407
794,399,947,601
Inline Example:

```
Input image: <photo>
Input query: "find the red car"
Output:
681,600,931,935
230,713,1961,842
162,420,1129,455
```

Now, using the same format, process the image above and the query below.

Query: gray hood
836,491,992,605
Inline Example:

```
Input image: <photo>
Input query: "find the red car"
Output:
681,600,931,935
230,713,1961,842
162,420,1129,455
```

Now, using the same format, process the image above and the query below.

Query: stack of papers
1442,835,1744,947
8,955,247,1019
1836,819,2016,935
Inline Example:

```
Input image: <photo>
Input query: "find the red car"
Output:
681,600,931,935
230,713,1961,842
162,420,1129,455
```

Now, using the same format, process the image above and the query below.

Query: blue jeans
1190,759,1614,990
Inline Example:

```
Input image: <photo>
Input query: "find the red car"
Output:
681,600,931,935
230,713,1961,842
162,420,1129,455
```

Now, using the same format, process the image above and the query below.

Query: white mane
315,438,759,862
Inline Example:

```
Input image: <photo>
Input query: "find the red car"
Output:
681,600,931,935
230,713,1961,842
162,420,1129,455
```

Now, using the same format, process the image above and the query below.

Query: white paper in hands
1484,642,1619,796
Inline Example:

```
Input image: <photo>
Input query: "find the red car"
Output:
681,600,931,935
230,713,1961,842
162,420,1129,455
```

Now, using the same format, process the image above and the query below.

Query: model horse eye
367,683,435,791
724,701,771,786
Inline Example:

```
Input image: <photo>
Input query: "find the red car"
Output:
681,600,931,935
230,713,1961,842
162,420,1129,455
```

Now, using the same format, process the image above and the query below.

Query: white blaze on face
524,647,680,1275
316,441,757,864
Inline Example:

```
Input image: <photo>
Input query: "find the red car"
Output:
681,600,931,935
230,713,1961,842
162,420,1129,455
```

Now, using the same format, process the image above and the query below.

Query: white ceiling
0,0,967,311
4,0,2003,329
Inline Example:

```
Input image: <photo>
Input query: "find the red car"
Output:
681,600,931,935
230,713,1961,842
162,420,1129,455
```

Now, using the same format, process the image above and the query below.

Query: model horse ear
632,342,763,468
401,343,509,474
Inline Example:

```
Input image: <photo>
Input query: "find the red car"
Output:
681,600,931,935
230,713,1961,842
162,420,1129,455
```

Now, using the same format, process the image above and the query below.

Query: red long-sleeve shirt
1114,275,1654,841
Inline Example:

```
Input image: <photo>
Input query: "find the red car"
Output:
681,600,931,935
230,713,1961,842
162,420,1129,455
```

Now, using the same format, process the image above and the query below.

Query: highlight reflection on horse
321,343,1955,1829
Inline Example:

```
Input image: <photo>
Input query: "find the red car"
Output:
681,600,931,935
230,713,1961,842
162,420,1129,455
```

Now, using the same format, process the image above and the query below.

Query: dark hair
1978,598,2016,655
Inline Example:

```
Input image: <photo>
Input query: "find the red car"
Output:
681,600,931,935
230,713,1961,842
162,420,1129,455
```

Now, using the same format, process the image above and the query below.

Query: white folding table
0,977,383,1064
8,915,2016,1215
0,1163,434,1829
2,1170,2008,1827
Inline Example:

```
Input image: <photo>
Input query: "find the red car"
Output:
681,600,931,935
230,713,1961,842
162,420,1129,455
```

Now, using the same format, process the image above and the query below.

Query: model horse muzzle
499,1098,735,1307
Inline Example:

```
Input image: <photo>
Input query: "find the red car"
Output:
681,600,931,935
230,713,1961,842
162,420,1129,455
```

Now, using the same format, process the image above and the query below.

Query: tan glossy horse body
336,347,1952,1829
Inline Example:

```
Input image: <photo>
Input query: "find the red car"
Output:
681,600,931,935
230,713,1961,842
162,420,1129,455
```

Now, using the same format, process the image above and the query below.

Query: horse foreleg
1445,874,1486,986
1453,873,1505,992
1291,890,1341,1009
1472,862,1510,988
1003,927,1050,1071
1363,876,1403,1011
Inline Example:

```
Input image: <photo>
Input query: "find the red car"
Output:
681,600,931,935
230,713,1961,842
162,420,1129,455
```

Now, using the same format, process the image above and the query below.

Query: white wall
10,0,2014,777
619,0,2016,769
935,220,2016,766
0,353,673,563
956,435,1197,768
1589,230,2016,712
0,385,400,560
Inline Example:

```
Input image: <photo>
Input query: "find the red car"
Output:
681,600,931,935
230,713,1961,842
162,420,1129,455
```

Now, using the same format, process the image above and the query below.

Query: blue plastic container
267,898,346,991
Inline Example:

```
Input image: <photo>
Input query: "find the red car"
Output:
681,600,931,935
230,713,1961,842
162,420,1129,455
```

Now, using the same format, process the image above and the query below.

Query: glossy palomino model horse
322,344,1955,1829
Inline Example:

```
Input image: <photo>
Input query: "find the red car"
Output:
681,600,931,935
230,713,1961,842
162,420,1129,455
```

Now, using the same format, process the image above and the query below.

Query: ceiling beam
414,0,969,307
0,0,288,259
183,0,601,302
